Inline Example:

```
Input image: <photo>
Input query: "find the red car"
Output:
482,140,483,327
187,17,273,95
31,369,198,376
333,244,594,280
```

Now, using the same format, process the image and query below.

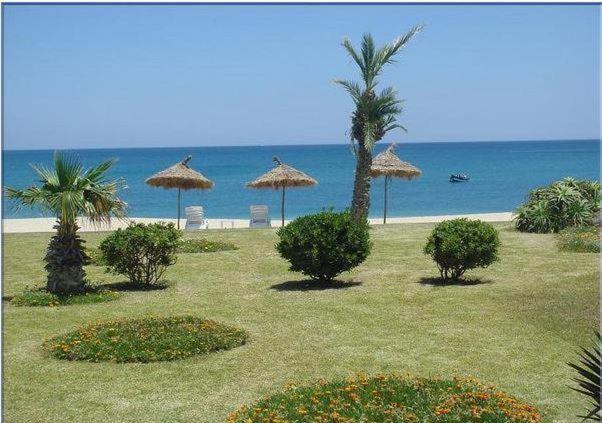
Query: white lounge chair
249,205,271,228
184,206,209,230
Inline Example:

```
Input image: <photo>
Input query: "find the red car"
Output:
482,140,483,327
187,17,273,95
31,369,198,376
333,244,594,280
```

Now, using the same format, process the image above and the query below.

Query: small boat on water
449,173,470,182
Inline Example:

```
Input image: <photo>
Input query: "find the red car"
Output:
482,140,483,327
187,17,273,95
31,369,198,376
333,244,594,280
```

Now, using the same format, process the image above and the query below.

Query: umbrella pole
383,176,388,225
177,188,181,230
281,186,285,227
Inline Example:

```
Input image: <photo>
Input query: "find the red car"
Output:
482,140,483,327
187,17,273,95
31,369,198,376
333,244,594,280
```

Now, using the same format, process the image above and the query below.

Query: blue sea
3,140,600,220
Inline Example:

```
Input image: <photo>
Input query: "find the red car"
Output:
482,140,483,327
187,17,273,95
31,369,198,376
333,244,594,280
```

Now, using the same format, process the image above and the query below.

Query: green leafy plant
515,178,600,233
276,210,371,282
5,153,126,294
44,316,248,363
11,288,119,307
558,227,600,253
177,238,237,253
227,374,542,422
424,219,500,282
568,332,601,421
335,28,422,221
100,222,181,286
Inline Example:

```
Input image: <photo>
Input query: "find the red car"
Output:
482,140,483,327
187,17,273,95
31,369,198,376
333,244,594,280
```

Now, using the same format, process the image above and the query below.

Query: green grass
227,374,542,422
177,238,238,254
44,316,247,363
2,224,598,422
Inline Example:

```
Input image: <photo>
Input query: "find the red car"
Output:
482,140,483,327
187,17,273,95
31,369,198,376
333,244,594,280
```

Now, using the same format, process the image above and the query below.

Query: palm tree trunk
351,143,373,221
45,219,87,294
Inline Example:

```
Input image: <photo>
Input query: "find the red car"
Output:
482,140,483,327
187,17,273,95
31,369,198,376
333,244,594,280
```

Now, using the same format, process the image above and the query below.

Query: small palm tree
335,27,422,220
6,153,126,294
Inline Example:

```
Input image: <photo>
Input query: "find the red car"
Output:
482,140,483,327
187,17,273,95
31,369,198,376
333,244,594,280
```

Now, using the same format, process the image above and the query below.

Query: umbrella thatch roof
146,156,214,190
246,157,318,189
371,144,421,179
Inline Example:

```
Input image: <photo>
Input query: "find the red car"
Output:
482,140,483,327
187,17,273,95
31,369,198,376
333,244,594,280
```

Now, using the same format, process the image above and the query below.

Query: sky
2,4,600,150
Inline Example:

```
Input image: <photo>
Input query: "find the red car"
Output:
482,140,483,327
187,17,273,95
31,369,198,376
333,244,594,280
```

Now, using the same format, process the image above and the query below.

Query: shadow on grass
97,281,171,292
270,279,362,291
418,277,492,287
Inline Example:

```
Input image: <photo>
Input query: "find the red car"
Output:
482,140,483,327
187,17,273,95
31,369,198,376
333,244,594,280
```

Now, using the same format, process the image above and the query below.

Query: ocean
3,140,600,220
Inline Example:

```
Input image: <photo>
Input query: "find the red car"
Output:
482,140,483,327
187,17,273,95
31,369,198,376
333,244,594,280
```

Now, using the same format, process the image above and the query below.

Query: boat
449,173,470,182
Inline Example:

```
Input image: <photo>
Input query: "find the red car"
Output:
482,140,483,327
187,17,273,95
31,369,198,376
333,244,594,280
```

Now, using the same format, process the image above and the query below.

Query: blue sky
3,4,600,150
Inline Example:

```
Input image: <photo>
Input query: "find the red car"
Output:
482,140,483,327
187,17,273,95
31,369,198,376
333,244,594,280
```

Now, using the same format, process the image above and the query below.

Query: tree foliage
6,152,126,293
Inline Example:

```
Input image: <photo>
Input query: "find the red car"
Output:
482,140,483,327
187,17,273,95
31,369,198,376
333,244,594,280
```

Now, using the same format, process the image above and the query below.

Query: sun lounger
184,206,209,230
249,205,271,228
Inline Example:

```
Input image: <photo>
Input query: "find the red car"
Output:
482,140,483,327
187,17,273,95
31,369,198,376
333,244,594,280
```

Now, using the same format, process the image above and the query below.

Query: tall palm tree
335,27,422,221
6,153,126,294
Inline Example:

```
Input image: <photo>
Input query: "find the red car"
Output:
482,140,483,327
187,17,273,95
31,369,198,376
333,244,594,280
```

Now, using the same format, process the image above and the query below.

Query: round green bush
226,374,542,422
424,218,500,282
515,178,600,233
276,210,371,282
44,316,248,363
100,222,181,286
11,288,120,307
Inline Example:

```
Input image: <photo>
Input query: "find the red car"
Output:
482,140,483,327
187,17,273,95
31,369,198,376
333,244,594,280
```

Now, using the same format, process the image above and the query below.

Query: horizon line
4,138,599,152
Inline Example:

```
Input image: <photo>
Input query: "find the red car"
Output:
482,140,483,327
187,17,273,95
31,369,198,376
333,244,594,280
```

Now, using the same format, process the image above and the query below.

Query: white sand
2,212,513,233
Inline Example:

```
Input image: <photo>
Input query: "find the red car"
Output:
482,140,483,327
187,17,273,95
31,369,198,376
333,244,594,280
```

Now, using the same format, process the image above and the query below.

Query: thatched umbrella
146,156,214,229
246,157,317,227
371,144,421,224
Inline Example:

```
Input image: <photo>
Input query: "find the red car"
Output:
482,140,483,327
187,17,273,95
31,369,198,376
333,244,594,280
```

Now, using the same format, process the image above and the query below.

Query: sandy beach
2,212,514,233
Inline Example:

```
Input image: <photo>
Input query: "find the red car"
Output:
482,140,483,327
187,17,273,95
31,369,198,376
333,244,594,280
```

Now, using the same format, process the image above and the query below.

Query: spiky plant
515,178,600,233
6,152,126,294
568,332,601,421
334,27,422,221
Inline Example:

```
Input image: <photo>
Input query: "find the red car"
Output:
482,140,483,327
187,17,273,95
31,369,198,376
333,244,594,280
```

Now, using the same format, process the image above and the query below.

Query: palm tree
6,153,126,294
335,27,422,221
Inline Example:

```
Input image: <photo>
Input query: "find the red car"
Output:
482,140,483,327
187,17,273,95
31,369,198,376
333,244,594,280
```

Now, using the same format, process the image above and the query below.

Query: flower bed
557,226,600,253
227,374,542,422
44,316,248,363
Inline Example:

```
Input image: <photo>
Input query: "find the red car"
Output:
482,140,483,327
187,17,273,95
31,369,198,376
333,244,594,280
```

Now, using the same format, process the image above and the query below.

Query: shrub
276,210,371,282
515,178,600,233
178,238,238,253
44,316,248,363
11,288,119,307
100,222,181,285
424,219,500,282
226,374,542,422
558,226,600,253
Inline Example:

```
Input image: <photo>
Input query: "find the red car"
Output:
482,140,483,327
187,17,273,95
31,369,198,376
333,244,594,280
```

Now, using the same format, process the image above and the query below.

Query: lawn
2,223,599,422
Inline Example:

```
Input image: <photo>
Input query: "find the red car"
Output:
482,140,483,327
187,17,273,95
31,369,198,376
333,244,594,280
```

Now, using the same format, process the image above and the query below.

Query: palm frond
341,38,365,76
30,163,59,187
377,24,424,68
333,79,362,104
5,186,52,212
568,332,601,421
84,158,117,184
54,152,83,187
